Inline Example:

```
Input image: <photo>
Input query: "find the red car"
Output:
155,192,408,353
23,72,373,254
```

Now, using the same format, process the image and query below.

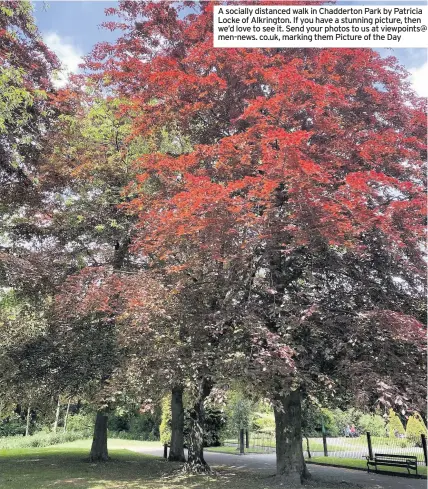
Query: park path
127,446,426,489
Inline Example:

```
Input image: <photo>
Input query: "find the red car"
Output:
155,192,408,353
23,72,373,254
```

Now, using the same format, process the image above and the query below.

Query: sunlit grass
0,440,369,489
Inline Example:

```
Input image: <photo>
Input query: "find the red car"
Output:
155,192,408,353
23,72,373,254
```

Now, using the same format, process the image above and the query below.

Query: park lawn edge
307,457,427,479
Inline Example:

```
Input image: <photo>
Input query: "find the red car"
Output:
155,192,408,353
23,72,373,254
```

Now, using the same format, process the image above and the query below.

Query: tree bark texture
168,386,186,462
90,410,109,462
273,389,309,484
63,399,71,432
53,397,60,433
25,405,31,436
185,378,212,473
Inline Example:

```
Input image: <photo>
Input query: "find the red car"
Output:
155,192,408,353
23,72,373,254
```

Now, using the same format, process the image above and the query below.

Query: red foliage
83,2,426,275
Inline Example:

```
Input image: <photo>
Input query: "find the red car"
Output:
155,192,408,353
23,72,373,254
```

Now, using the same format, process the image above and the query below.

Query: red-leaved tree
82,1,426,481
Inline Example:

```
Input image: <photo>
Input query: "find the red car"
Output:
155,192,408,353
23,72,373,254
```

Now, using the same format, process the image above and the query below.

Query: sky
33,1,427,96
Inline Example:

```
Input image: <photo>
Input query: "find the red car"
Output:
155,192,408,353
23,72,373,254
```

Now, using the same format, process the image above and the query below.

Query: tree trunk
273,389,309,484
168,386,186,462
239,428,245,454
53,397,61,433
184,378,212,473
90,410,109,462
25,405,31,436
305,435,311,459
63,399,71,432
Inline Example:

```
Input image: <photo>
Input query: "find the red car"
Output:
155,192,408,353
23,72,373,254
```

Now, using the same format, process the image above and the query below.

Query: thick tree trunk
90,411,109,462
239,428,245,454
273,389,310,484
184,378,212,473
53,397,60,433
168,386,186,462
25,405,31,436
63,399,71,432
305,435,311,459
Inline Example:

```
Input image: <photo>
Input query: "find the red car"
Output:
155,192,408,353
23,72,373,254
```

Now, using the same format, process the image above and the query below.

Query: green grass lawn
0,439,368,489
308,456,427,477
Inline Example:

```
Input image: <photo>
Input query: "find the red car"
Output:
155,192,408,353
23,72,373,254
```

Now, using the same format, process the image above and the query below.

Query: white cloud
409,61,428,98
43,32,83,88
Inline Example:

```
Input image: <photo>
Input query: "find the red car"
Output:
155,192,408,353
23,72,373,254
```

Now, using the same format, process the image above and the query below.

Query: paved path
128,446,426,489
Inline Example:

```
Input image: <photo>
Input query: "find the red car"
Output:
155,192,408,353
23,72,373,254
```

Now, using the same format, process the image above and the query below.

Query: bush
388,409,405,437
332,408,362,437
0,414,26,437
0,430,86,450
358,414,386,437
204,408,226,446
65,413,94,436
128,412,160,441
406,412,427,447
321,409,341,437
252,412,275,434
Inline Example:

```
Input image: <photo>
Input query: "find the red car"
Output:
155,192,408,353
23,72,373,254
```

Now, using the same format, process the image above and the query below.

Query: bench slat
374,453,417,460
366,453,418,475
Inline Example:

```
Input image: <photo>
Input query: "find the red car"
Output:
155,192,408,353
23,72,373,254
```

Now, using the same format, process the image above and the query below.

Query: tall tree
84,1,426,482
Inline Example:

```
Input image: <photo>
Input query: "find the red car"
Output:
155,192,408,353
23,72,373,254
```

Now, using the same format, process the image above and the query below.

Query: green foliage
0,413,26,437
406,412,427,446
252,412,275,434
203,408,226,447
358,414,386,437
108,410,160,441
388,409,405,437
159,396,171,445
0,67,34,134
320,408,340,437
228,398,253,431
331,408,362,436
0,430,86,449
224,390,256,438
65,413,94,436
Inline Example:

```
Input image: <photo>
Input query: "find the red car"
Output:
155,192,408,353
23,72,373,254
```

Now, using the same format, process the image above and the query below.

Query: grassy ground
0,439,367,489
308,456,427,477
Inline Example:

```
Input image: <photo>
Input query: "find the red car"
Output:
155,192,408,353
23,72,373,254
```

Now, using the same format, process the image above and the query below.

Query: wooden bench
366,453,418,475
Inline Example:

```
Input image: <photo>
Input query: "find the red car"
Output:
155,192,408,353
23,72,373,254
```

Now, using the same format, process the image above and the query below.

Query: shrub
406,412,427,446
0,430,86,450
127,414,158,440
204,408,226,446
321,408,341,437
358,414,386,437
252,412,275,434
65,413,94,436
388,409,405,437
0,414,26,437
332,408,362,436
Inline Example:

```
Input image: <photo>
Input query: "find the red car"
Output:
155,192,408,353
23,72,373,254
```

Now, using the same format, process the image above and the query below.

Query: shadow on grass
0,447,371,489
